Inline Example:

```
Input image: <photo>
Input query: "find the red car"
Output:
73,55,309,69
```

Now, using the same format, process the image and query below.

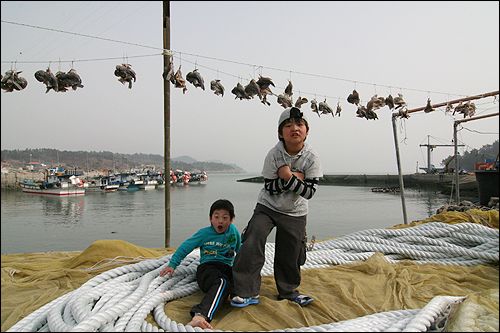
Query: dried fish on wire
34,68,58,93
256,75,275,106
310,99,320,117
277,93,293,108
445,102,453,113
393,93,406,109
1,70,27,92
231,82,250,100
55,69,83,92
170,65,187,93
244,79,262,99
284,80,293,96
356,105,368,119
335,102,342,116
365,108,378,120
186,69,205,90
347,89,360,105
114,63,136,89
454,101,476,118
424,98,434,113
210,79,224,97
294,96,308,108
319,99,334,118
385,94,395,110
366,95,385,111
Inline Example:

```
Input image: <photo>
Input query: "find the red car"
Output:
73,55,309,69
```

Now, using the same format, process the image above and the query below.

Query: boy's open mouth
217,225,223,230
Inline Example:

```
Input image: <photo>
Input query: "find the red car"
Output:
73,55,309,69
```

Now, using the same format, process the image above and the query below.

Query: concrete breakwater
238,173,479,195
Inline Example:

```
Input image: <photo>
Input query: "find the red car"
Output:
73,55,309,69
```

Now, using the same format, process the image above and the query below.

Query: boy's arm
282,173,319,199
166,229,203,269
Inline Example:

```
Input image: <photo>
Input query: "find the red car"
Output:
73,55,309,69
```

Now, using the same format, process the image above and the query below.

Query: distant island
0,149,247,174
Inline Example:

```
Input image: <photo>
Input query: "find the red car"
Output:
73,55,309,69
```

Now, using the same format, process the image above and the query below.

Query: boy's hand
160,266,174,278
278,165,292,181
278,165,305,181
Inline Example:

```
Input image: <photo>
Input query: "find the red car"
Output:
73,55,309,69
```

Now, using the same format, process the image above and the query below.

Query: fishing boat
187,171,207,185
116,172,142,191
84,175,120,192
137,173,157,190
19,168,85,196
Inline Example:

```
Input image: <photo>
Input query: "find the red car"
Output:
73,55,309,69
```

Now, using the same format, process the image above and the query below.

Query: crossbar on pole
406,91,499,114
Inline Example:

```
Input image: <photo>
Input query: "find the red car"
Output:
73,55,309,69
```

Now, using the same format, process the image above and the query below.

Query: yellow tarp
2,210,499,332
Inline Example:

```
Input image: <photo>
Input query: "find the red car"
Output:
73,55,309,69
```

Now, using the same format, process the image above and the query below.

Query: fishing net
1,209,498,332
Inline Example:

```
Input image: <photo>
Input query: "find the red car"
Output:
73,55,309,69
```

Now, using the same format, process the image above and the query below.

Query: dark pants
189,261,233,322
232,203,307,300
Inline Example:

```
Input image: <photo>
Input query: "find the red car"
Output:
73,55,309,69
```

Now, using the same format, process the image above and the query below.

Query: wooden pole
163,1,171,248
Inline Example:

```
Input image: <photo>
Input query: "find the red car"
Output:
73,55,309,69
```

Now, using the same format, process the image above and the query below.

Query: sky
1,1,499,174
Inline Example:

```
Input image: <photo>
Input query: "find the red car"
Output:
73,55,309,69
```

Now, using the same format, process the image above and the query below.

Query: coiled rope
7,222,499,332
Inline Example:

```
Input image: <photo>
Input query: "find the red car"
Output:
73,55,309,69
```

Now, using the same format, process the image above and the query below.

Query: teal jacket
168,224,241,268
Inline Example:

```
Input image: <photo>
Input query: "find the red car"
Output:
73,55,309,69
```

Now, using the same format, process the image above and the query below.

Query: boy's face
210,209,233,234
279,119,309,145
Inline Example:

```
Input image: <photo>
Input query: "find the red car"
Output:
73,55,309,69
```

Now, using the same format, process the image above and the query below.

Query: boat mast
163,1,171,247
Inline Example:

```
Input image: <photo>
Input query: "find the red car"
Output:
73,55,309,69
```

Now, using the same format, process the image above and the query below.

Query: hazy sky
1,1,499,173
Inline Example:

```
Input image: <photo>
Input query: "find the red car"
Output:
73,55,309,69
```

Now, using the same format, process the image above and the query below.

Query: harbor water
1,173,452,255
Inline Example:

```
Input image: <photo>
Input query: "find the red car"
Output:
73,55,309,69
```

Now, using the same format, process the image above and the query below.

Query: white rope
6,222,499,332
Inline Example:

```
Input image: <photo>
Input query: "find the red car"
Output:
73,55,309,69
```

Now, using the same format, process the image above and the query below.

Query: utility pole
163,1,171,247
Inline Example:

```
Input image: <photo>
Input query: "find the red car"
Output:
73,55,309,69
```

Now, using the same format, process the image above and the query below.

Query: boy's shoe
231,296,260,307
293,295,314,307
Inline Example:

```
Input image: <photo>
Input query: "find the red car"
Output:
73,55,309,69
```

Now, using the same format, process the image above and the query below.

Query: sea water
0,173,451,255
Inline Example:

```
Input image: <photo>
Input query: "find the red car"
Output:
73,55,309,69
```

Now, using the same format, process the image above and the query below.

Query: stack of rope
7,222,499,332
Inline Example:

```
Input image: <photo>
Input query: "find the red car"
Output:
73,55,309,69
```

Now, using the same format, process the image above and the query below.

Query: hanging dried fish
284,80,293,96
256,75,275,91
294,96,308,108
162,61,174,81
385,94,395,110
34,68,59,93
445,102,453,113
464,102,476,118
356,105,368,119
347,89,360,105
366,95,385,111
170,65,187,93
424,98,434,113
55,69,83,91
393,93,406,109
1,70,27,92
231,82,250,100
114,63,136,89
186,69,205,90
277,93,293,108
336,102,342,117
319,99,334,118
365,108,378,120
210,79,224,97
395,107,410,119
244,79,261,99
310,99,320,117
256,76,275,106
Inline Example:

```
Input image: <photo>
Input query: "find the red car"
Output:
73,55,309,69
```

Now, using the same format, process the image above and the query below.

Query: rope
6,222,498,332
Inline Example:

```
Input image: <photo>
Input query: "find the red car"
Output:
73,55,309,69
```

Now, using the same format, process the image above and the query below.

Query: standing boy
231,107,322,308
160,199,241,329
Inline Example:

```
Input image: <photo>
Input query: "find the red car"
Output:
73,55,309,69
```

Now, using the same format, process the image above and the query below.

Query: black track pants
189,261,233,322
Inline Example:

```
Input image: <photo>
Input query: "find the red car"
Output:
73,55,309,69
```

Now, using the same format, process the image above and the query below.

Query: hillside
0,149,246,173
440,140,499,172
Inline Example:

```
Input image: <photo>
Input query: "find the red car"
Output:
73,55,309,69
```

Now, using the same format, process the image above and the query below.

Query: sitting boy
160,199,241,329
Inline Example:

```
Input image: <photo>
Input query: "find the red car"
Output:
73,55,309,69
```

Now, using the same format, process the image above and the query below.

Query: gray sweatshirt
257,141,323,216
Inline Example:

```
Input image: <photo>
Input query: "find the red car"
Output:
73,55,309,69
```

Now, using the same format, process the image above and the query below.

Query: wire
1,19,484,100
